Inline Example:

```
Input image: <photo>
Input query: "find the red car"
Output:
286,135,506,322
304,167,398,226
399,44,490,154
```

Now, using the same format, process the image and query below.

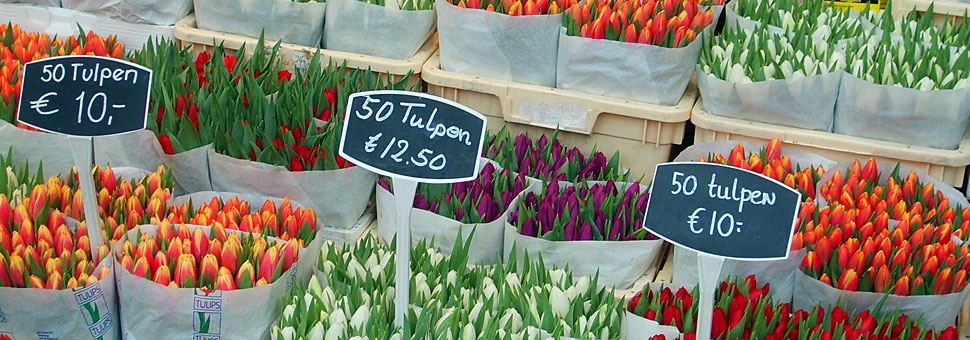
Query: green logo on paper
73,283,112,339
193,289,222,340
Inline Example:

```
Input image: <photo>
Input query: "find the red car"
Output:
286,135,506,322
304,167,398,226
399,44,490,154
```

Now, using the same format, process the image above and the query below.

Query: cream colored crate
423,53,694,182
173,15,436,87
894,0,969,26
692,98,970,190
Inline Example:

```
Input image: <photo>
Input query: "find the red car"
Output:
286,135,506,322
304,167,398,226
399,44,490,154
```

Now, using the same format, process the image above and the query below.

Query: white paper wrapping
324,0,436,60
697,69,841,132
815,160,970,218
170,191,327,279
833,73,970,150
194,0,327,47
206,150,375,230
436,0,561,87
115,224,300,339
620,311,682,339
793,270,970,330
61,0,191,25
0,120,76,177
0,259,119,339
93,130,213,196
556,28,701,106
0,0,59,6
503,223,663,289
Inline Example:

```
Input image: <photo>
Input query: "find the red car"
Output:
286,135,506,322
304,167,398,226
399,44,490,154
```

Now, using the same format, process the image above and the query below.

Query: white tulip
350,305,369,330
461,323,476,340
308,277,324,297
283,304,296,321
279,326,296,340
917,77,936,90
505,272,521,291
329,308,347,328
549,269,566,286
549,286,569,318
324,323,344,340
308,322,325,340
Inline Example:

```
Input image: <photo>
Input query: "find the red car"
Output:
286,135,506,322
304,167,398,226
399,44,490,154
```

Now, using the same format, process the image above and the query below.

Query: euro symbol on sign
30,92,59,115
688,207,705,234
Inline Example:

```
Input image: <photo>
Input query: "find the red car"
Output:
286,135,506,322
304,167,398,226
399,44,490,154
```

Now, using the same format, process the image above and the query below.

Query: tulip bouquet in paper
194,0,327,47
507,180,663,288
273,235,623,339
486,127,627,183
843,33,970,91
0,24,125,125
626,275,959,339
116,221,300,289
818,159,970,232
697,24,845,131
324,0,436,60
556,0,712,104
562,0,712,47
164,196,318,246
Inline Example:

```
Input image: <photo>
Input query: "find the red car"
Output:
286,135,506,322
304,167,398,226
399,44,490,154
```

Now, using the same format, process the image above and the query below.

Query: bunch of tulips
0,149,45,205
0,25,125,125
447,0,573,15
116,222,299,290
818,158,970,236
379,162,529,224
699,25,846,84
486,126,626,183
697,139,825,201
513,180,654,241
1,186,110,290
799,205,970,296
164,196,318,246
631,275,959,339
274,235,622,339
73,166,173,242
844,32,970,90
733,0,870,42
563,0,714,47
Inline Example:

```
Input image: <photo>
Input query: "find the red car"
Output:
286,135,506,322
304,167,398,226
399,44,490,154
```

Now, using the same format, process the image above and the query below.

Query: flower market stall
0,0,969,338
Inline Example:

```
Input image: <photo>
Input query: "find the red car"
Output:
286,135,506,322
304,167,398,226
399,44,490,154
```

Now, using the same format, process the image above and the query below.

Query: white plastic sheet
697,69,841,131
437,0,561,87
206,150,375,230
194,0,327,47
833,73,970,150
324,0,435,60
556,28,701,106
61,0,191,26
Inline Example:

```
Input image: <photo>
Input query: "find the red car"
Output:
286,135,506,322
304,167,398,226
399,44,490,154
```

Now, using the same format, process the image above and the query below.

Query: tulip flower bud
174,253,197,288
237,261,255,289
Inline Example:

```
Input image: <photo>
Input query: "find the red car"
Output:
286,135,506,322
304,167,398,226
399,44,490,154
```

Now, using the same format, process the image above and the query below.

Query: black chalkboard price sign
644,162,802,261
338,91,487,182
17,55,152,137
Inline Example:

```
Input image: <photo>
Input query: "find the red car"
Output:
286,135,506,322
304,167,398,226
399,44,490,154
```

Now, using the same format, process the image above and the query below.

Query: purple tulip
579,222,593,240
522,218,537,237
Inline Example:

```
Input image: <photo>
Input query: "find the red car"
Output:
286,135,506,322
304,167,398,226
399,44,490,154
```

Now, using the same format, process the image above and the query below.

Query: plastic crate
422,53,694,182
173,15,436,87
692,98,970,189
0,2,173,52
894,0,969,26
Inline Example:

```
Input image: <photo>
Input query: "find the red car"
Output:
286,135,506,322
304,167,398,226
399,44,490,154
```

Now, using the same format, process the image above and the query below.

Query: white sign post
338,91,487,331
